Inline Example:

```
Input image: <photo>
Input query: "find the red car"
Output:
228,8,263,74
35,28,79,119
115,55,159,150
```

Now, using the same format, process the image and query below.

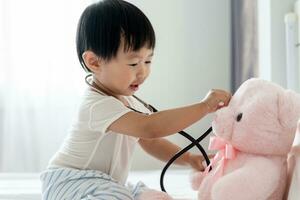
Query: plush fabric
191,78,300,200
285,120,300,200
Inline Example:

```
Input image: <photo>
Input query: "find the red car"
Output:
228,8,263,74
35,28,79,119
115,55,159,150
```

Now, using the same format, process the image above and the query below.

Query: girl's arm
138,138,207,171
109,102,208,138
138,138,190,165
108,89,231,139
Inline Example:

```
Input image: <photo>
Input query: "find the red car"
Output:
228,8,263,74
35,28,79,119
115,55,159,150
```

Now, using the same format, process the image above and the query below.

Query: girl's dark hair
76,0,156,72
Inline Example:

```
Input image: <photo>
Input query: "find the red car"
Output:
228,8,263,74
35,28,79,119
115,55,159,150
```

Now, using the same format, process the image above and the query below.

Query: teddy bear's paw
189,171,206,190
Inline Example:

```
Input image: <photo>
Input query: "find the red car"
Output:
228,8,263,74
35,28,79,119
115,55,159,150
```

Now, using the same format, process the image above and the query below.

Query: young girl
40,0,231,199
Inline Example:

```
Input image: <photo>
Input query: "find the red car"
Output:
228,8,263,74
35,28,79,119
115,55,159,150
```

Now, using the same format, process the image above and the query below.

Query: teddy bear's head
212,78,300,156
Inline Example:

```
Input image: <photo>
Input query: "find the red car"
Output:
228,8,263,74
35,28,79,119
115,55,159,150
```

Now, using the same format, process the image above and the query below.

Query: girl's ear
82,51,103,73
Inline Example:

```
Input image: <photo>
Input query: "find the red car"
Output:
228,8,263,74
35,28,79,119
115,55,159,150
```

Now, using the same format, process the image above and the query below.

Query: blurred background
0,0,298,172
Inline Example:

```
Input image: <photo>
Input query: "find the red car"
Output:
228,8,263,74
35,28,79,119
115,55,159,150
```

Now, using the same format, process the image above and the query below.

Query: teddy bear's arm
211,157,280,200
190,171,205,190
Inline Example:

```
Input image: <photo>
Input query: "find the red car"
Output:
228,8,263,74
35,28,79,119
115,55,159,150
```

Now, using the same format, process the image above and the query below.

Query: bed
0,173,41,200
0,169,197,200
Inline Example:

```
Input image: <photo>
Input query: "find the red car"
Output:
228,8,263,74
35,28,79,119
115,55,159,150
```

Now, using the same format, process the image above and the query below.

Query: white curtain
0,0,92,172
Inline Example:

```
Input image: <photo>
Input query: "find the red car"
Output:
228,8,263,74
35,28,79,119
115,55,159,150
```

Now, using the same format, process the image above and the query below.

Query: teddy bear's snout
212,109,234,140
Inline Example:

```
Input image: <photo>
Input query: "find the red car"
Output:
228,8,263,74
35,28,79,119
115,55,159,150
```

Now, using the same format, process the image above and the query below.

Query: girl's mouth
130,84,139,91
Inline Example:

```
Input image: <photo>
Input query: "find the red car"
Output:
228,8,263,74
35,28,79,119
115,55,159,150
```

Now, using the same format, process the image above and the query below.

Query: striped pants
40,167,164,200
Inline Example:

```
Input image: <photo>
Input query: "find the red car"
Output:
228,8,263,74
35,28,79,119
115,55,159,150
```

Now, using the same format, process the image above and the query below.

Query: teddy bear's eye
236,113,243,122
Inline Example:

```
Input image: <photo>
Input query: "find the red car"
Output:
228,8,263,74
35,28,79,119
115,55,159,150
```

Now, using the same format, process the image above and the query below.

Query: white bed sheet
0,173,41,200
128,169,197,200
0,169,197,200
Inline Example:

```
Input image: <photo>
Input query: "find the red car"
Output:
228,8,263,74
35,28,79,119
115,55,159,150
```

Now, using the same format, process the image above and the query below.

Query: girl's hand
202,89,231,113
187,153,214,171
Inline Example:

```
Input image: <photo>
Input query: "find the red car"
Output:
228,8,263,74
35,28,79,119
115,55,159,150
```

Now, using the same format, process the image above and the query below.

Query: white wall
0,0,230,172
127,0,231,170
258,0,297,86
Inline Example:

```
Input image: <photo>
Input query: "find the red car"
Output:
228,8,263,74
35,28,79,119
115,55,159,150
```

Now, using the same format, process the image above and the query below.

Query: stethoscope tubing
84,74,212,193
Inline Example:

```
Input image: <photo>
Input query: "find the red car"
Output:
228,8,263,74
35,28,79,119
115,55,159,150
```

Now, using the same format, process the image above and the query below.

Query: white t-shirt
48,89,151,184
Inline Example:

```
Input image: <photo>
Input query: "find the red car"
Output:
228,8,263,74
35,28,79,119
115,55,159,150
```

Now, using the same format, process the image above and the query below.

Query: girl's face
94,41,153,98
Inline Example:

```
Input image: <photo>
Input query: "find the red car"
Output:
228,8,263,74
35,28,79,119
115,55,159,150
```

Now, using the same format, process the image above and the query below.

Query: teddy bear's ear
278,90,300,131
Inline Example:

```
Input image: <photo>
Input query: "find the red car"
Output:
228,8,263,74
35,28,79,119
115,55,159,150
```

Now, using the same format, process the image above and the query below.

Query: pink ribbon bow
203,136,238,180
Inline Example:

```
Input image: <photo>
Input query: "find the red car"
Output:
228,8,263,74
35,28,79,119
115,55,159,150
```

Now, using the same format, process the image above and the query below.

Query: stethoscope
85,74,212,193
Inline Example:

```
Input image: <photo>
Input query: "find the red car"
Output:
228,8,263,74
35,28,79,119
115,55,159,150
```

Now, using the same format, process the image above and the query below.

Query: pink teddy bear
191,78,300,200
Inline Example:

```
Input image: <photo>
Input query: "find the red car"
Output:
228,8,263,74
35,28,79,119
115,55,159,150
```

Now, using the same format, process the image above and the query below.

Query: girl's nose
137,64,148,79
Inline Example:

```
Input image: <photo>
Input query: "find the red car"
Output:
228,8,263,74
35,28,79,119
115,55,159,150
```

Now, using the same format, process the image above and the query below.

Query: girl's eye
128,63,138,67
128,61,151,67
